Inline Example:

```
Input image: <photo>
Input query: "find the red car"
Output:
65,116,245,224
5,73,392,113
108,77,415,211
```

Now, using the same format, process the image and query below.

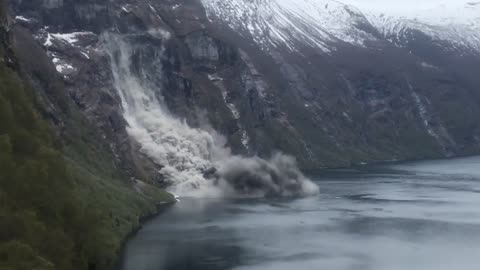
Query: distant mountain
202,0,480,53
201,0,480,165
363,0,480,53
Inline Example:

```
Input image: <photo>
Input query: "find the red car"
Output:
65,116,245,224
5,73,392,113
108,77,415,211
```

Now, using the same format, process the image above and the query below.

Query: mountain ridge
8,0,480,173
201,0,480,54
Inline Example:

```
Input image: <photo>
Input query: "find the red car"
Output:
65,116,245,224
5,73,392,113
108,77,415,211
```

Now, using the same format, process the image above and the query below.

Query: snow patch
222,93,240,120
43,32,95,47
81,52,90,59
420,61,437,69
147,28,171,40
53,32,92,44
51,54,76,75
44,34,53,47
208,74,223,81
55,63,75,73
342,112,352,122
15,16,31,22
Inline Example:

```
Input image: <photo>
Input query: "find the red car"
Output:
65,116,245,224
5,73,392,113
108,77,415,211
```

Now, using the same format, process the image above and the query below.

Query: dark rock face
8,0,480,181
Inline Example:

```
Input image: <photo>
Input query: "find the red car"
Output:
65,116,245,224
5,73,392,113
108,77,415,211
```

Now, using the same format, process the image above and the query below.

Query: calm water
118,156,480,270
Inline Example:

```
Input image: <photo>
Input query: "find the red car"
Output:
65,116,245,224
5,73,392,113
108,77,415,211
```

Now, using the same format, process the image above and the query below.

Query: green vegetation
0,15,173,270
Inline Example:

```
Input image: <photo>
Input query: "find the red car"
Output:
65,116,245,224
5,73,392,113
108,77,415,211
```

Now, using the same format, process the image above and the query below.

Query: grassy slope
0,4,174,270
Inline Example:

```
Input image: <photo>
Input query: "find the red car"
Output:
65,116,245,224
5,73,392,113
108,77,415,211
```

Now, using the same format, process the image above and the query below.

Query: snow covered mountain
363,0,480,52
9,0,480,175
202,0,480,53
202,0,376,53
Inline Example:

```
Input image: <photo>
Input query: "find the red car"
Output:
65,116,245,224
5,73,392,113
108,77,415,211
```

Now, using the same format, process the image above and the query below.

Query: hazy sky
340,0,467,13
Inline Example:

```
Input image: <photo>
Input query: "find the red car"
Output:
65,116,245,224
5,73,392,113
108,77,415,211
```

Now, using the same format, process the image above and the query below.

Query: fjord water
118,156,480,270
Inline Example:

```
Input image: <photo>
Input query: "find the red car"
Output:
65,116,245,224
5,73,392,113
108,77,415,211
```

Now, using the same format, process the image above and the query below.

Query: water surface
118,156,480,270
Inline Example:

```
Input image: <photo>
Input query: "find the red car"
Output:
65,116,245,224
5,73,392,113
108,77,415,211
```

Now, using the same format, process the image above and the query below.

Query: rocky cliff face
200,0,480,165
8,0,480,181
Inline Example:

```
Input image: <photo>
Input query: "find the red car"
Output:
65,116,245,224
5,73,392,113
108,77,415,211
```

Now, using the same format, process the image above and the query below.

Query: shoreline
113,200,177,270
304,153,480,173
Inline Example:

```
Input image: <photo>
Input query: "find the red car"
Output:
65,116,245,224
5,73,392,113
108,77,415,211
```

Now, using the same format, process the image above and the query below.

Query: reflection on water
117,156,480,270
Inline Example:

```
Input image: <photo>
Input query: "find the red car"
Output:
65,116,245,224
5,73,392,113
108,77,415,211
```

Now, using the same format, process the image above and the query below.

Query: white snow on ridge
15,16,31,23
52,57,76,75
55,63,75,73
201,0,376,53
51,32,94,44
341,0,480,25
357,0,480,52
201,0,480,53
43,32,95,47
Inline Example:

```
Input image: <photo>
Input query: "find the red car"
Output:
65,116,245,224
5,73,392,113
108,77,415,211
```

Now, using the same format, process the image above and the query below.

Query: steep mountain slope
201,0,480,163
8,0,480,190
0,3,174,270
202,0,377,53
